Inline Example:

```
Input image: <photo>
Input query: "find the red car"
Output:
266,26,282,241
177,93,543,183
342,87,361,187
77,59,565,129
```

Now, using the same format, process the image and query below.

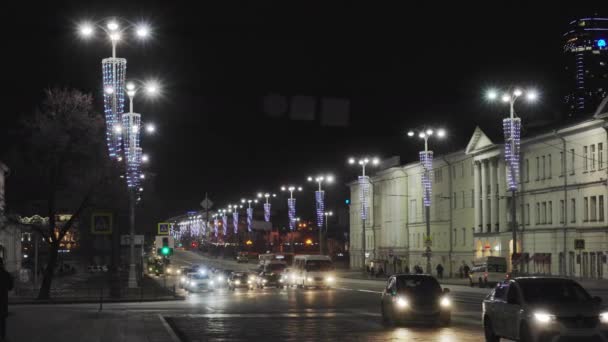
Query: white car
482,277,608,342
184,273,213,292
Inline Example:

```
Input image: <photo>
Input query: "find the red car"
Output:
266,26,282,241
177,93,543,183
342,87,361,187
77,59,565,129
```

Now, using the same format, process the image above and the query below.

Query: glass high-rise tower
564,17,608,117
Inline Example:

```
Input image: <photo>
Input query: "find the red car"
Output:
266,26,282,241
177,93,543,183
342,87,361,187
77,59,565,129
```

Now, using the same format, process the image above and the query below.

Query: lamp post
228,204,243,247
407,128,446,274
257,192,277,222
281,185,302,253
348,157,380,270
486,87,537,272
307,175,333,255
322,211,333,255
241,198,258,245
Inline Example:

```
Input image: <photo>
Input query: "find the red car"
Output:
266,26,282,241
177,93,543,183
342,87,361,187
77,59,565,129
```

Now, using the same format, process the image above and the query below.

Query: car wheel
519,322,534,342
483,317,500,342
479,277,484,288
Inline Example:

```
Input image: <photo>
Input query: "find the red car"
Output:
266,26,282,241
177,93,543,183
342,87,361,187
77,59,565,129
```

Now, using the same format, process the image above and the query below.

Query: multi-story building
349,115,608,279
564,16,608,117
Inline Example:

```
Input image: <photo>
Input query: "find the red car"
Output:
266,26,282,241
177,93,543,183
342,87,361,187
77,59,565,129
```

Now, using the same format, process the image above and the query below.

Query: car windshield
233,274,247,280
191,274,209,280
305,260,333,271
518,279,591,304
396,277,442,295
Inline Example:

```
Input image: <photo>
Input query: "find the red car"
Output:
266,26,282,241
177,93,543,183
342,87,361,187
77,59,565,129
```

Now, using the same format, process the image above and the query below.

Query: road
157,249,489,341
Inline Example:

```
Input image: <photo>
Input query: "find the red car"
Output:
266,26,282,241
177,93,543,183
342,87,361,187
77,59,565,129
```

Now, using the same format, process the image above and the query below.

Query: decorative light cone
222,215,228,236
247,208,253,232
358,176,370,220
503,118,521,191
263,203,271,222
419,151,434,207
213,218,219,238
233,211,239,234
102,57,127,159
287,198,296,231
315,191,325,227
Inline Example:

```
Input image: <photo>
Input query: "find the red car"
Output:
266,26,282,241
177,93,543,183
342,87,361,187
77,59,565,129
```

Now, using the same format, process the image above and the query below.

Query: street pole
128,189,137,288
509,100,519,273
425,164,432,275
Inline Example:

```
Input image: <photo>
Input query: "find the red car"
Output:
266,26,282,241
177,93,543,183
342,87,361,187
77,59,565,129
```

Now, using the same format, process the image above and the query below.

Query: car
184,272,213,292
483,277,608,342
236,253,249,263
469,257,508,288
380,274,452,326
227,272,250,290
256,272,282,289
211,269,228,288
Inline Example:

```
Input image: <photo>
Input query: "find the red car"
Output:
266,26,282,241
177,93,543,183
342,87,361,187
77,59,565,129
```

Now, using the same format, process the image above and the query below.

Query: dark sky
4,2,608,224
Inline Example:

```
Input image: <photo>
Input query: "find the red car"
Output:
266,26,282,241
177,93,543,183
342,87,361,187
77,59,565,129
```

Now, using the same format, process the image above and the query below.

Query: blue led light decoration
503,118,521,191
122,112,142,188
598,39,607,48
315,191,325,227
213,217,219,238
247,208,253,232
287,198,296,231
358,176,370,220
419,151,433,207
222,214,228,236
102,58,126,158
263,203,271,222
233,211,239,234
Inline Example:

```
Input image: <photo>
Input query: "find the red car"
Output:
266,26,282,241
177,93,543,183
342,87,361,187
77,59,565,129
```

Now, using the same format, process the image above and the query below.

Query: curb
9,296,185,305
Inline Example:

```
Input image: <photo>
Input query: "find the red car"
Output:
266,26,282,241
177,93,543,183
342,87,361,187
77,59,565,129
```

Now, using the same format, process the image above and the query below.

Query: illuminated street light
485,86,539,270
257,192,277,222
307,174,333,238
407,127,446,274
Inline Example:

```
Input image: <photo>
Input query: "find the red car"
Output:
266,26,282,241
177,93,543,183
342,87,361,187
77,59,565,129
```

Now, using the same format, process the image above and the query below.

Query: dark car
380,274,451,326
228,272,250,290
256,272,282,289
483,277,608,342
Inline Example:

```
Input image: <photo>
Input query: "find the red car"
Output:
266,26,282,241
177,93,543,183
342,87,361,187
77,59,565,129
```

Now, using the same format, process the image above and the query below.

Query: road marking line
334,287,383,294
158,313,182,342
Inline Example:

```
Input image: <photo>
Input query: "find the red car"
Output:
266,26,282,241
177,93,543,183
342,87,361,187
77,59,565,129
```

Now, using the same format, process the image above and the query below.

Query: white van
292,255,335,288
469,256,508,287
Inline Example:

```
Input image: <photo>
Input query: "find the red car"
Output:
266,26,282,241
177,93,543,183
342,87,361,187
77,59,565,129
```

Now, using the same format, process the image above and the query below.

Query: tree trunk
38,241,59,300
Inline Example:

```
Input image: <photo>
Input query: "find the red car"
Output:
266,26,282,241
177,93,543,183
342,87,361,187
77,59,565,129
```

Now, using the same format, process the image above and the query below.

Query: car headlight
440,296,451,308
235,280,241,285
247,280,252,284
209,280,214,285
217,276,224,282
148,267,153,271
600,312,608,323
325,276,335,283
167,268,172,273
177,270,181,275
533,312,555,324
396,297,409,308
291,275,296,280
307,277,313,282
263,279,268,283
180,277,186,282
279,279,284,283
188,281,193,286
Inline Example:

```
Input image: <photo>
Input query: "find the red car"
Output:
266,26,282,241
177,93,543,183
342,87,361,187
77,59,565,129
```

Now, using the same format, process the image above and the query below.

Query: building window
453,192,457,209
560,152,564,176
536,203,540,225
461,191,465,209
525,204,530,225
536,157,540,181
570,149,575,175
591,196,597,221
548,201,553,224
560,199,565,223
452,165,456,179
584,197,589,222
600,195,605,221
542,202,547,224
460,163,465,178
525,159,530,182
591,145,596,171
584,146,588,172
571,199,576,223
462,228,466,246
542,156,546,179
548,154,552,178
599,143,604,169
409,199,417,223
435,168,443,183
471,189,474,208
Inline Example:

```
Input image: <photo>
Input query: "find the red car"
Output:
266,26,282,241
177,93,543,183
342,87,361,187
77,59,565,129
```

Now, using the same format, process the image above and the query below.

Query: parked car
380,274,451,326
469,256,508,288
482,277,607,342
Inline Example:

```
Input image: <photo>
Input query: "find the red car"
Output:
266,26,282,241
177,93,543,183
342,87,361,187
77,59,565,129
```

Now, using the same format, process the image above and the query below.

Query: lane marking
158,313,182,342
334,287,383,294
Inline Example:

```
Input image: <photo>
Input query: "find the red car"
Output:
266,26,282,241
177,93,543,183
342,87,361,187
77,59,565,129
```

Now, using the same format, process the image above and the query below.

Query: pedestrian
0,258,13,341
458,265,463,279
463,264,470,278
436,263,444,279
404,265,410,274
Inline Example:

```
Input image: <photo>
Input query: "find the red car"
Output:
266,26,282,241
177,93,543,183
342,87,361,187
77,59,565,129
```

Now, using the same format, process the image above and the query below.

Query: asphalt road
153,250,489,341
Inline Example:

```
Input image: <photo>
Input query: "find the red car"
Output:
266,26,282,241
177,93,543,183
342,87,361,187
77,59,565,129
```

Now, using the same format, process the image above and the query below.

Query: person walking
0,257,14,341
404,265,410,274
463,263,470,278
436,263,444,279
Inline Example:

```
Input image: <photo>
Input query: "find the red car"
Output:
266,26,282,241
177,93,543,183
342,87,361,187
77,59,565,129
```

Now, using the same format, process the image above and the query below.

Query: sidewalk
6,304,179,342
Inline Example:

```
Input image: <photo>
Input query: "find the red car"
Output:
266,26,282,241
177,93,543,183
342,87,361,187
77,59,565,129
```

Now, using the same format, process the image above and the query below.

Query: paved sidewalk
6,304,179,342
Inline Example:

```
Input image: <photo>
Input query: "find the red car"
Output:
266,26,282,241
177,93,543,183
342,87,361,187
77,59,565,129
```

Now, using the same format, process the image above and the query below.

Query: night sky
3,2,608,225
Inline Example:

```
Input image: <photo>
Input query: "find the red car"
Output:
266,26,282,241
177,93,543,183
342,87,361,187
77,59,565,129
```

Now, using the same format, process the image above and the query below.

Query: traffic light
345,199,350,205
157,237,173,256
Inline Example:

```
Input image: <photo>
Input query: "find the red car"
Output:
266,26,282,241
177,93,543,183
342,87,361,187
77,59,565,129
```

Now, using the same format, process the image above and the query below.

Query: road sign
158,222,170,235
574,239,585,250
91,212,112,235
200,198,213,210
120,235,144,246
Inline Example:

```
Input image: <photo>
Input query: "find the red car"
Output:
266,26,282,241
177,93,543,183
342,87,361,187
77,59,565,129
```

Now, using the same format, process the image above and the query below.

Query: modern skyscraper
564,16,608,117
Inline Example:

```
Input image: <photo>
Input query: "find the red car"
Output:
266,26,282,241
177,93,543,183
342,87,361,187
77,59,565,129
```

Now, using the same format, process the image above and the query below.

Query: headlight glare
307,277,313,282
396,297,409,308
600,312,608,323
533,312,555,324
326,276,335,283
440,297,451,308
235,280,241,285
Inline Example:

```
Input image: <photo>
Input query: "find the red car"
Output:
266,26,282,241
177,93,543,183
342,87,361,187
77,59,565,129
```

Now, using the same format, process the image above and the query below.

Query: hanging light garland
503,117,521,191
419,150,434,207
358,176,370,220
288,198,296,231
315,190,325,228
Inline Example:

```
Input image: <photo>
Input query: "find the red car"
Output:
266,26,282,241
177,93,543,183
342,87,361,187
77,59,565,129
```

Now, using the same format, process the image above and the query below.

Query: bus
292,255,335,288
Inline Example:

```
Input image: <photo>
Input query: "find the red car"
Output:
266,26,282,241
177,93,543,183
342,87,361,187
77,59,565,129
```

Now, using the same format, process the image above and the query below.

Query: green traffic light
161,246,170,255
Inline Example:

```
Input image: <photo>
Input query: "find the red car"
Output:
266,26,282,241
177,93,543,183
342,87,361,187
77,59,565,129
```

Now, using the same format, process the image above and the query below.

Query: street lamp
307,175,333,255
281,185,303,252
486,87,538,271
348,157,380,270
321,211,333,255
241,198,258,233
407,127,446,274
257,192,277,222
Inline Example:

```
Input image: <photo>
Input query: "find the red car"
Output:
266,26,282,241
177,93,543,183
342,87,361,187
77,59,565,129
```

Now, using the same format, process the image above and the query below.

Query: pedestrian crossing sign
158,222,170,235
